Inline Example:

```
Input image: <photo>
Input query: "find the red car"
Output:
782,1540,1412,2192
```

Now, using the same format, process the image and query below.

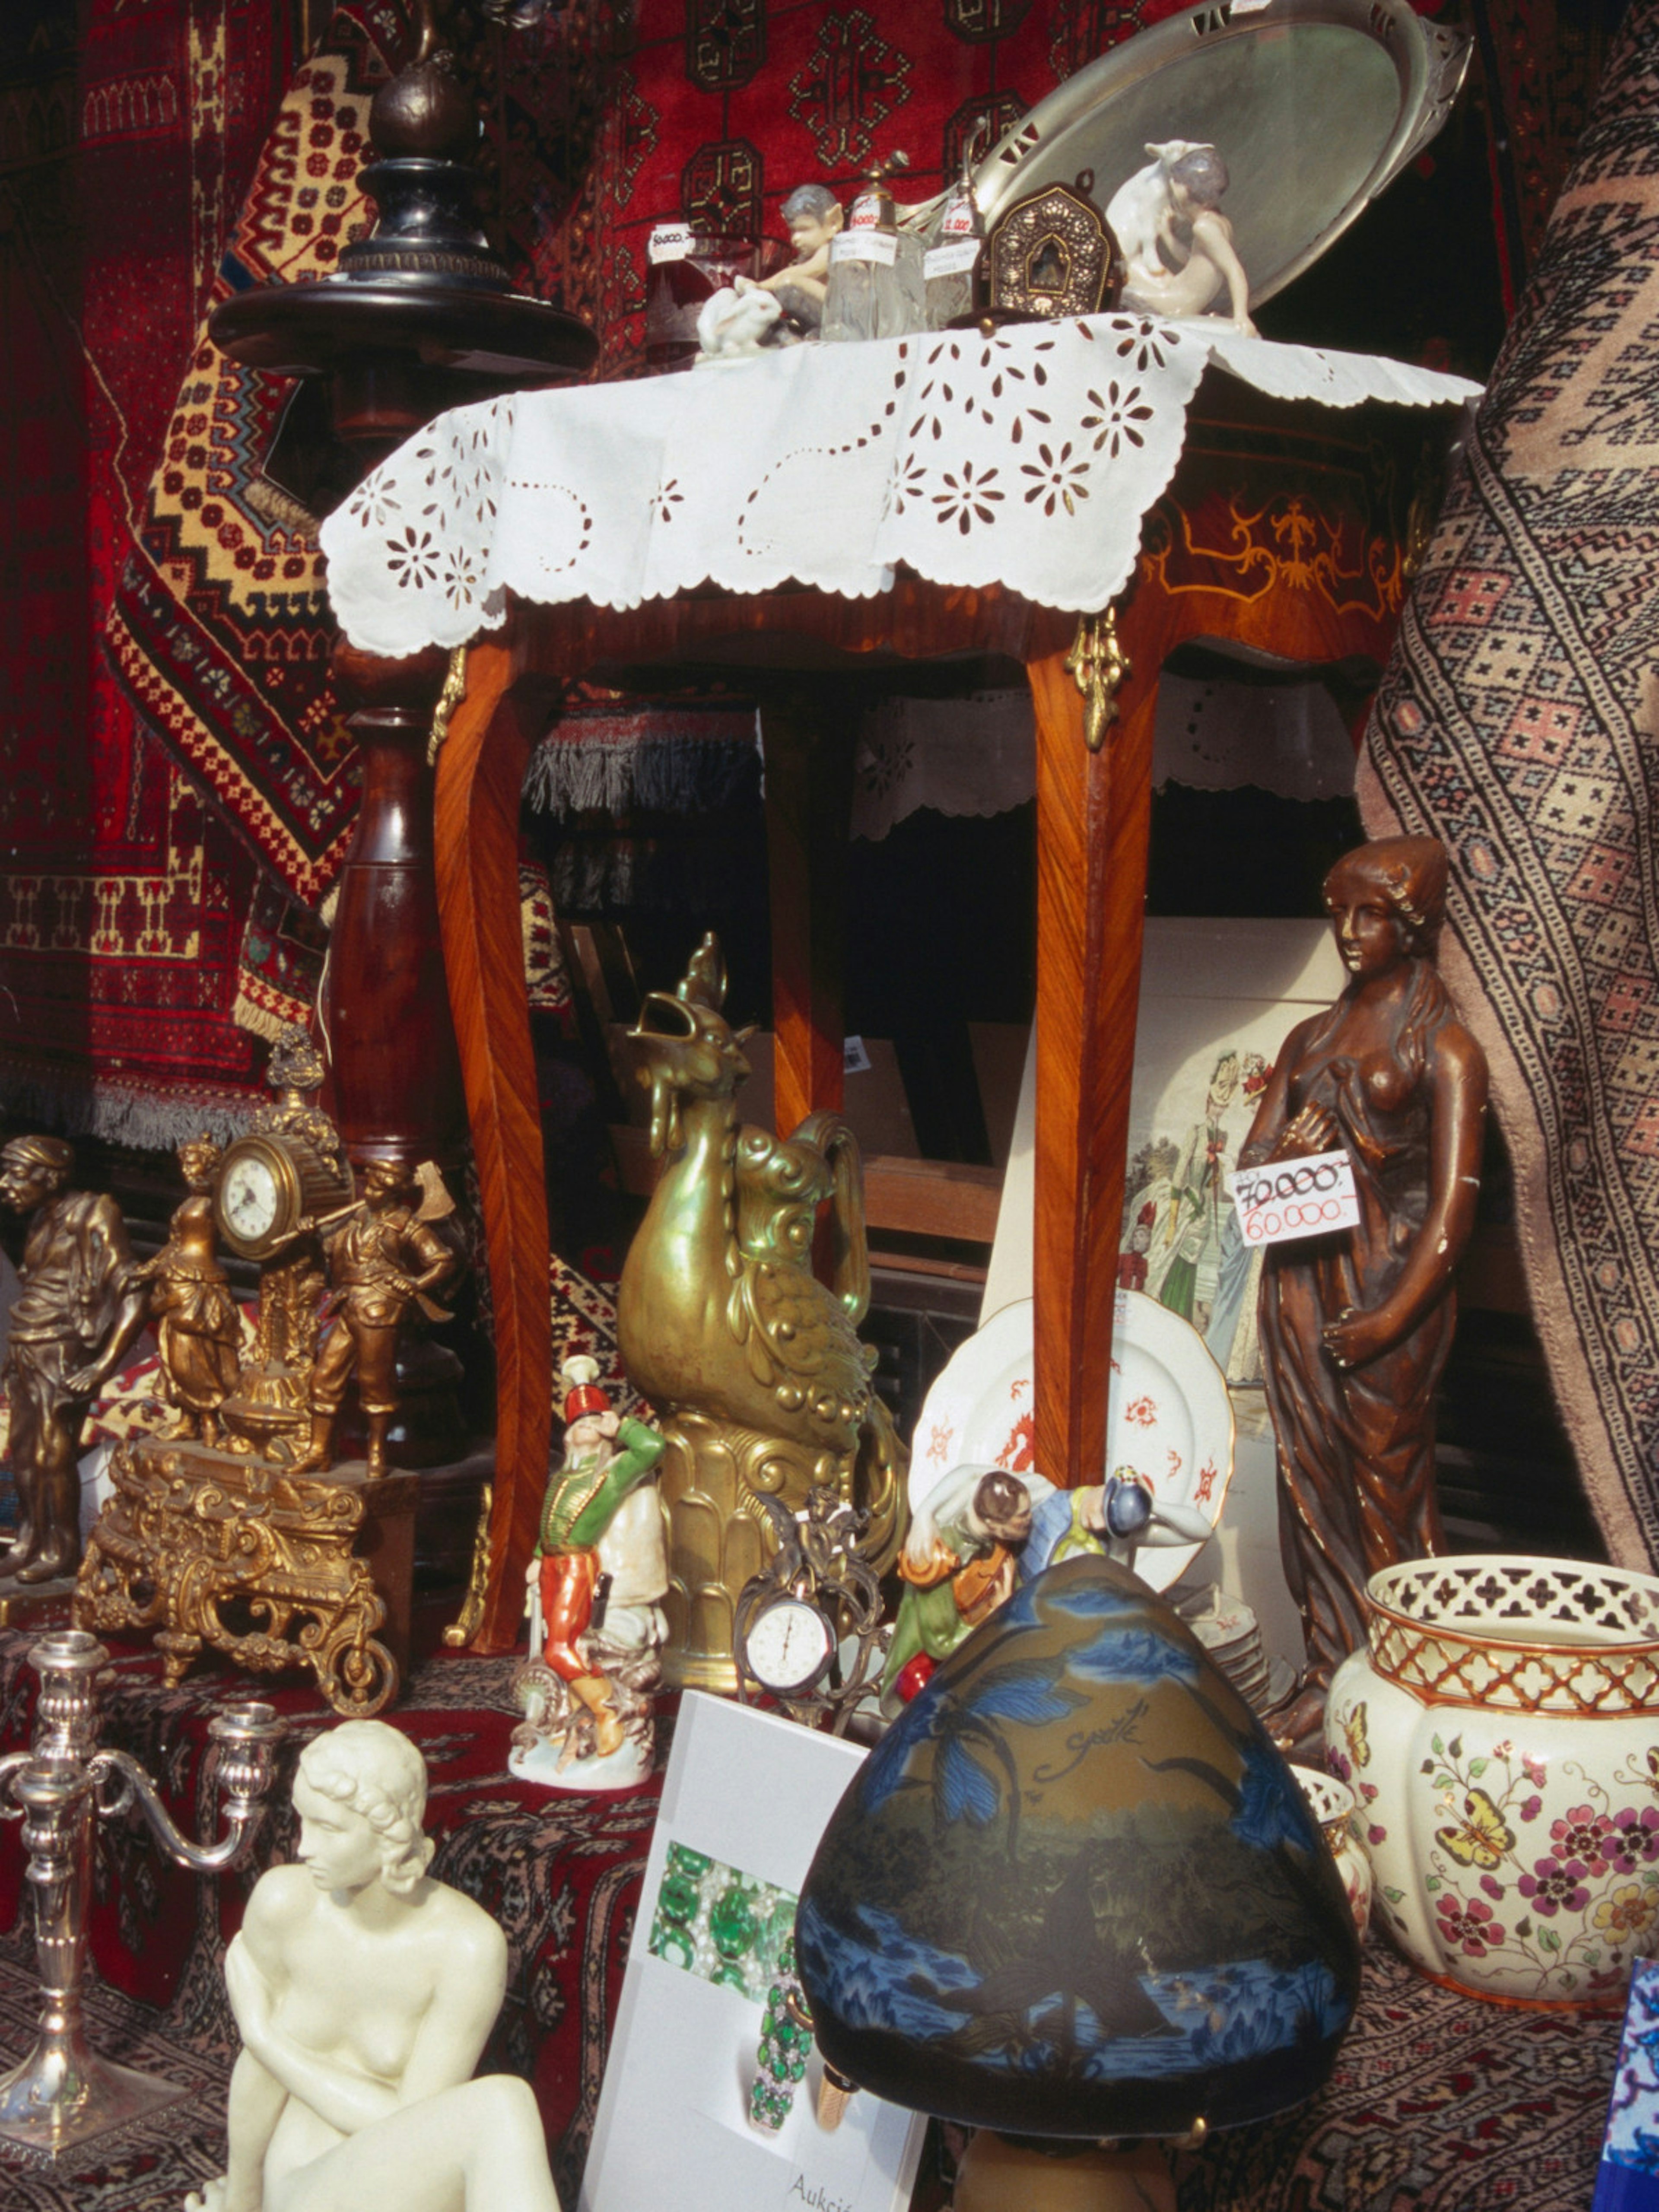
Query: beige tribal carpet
1361,0,1659,1570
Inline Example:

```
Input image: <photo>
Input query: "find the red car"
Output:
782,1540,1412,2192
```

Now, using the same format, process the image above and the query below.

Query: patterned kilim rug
1360,0,1659,1571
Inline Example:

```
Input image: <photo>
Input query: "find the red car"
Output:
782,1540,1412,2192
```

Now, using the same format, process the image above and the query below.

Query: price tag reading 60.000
1227,1149,1360,1250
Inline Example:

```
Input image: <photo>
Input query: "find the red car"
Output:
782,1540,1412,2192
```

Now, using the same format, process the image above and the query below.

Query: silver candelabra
0,1628,285,2165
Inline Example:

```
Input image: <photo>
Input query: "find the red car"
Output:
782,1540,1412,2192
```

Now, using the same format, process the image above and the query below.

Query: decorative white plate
909,1289,1235,1593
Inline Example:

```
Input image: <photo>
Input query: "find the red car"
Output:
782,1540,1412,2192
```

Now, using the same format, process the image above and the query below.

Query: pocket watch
733,1486,885,1728
739,1591,836,1698
213,1129,357,1262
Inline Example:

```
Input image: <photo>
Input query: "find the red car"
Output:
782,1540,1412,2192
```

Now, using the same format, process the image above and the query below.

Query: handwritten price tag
1228,1149,1360,1249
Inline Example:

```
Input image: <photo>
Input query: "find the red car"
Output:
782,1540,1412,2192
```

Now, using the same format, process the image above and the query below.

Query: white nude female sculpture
185,1720,560,2212
1106,140,1258,336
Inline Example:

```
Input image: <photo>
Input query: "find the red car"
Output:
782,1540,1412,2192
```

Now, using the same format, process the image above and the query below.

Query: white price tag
830,230,898,266
925,238,982,279
1228,1149,1360,1248
648,223,696,264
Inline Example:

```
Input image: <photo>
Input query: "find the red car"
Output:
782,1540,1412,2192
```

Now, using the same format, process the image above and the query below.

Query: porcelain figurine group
511,1357,670,1791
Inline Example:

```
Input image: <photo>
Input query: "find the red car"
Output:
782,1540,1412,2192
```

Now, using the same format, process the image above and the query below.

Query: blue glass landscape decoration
796,1554,1360,2137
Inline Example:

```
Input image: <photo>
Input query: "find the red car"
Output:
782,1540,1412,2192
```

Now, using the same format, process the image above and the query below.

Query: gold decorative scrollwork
75,1440,397,1717
442,1480,493,1649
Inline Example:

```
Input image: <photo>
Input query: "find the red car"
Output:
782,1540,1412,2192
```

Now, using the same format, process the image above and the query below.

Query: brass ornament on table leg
442,1477,494,1647
1064,608,1131,751
0,1630,283,2169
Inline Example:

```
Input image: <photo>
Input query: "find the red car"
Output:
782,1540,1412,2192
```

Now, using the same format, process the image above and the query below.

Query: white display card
924,238,982,279
830,230,897,266
1228,1148,1360,1249
580,1693,926,2212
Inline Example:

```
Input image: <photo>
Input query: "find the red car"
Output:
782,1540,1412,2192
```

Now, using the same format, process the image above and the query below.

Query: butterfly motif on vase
1437,1786,1516,1872
1340,1703,1370,1773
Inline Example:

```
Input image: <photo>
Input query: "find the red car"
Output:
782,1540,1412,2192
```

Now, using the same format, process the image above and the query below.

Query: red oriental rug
1361,0,1659,1569
0,4,314,1141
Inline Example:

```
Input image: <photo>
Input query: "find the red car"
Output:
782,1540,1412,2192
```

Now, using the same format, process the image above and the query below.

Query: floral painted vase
1293,1768,1372,1938
796,1554,1360,2139
1327,1554,1659,2007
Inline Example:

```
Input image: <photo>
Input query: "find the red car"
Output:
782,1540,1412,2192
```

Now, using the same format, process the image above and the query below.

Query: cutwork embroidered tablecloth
318,317,1479,658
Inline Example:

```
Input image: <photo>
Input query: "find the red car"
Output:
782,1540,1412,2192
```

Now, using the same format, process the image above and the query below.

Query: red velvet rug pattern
0,3,308,1135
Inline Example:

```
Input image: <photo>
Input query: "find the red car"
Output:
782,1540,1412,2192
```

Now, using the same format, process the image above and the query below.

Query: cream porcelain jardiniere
1294,1766,1373,1939
1327,1555,1659,2006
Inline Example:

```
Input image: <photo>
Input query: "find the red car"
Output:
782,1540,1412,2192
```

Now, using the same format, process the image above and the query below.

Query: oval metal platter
968,0,1471,311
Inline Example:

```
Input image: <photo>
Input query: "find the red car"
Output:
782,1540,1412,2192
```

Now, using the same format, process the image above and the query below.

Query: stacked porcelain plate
1175,1583,1297,1717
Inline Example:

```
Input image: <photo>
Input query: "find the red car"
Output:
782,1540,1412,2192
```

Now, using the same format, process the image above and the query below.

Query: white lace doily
320,316,1479,658
847,662,1359,840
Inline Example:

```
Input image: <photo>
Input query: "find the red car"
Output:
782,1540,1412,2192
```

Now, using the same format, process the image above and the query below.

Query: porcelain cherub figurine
1106,141,1256,336
698,183,844,356
186,1719,560,2212
510,1357,667,1791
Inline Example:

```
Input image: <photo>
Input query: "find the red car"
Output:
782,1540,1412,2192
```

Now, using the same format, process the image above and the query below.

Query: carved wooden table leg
760,690,858,1134
1028,607,1161,1491
433,636,554,1653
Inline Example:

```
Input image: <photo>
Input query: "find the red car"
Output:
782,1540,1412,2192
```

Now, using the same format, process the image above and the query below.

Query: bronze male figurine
291,1159,459,1479
1,1136,143,1582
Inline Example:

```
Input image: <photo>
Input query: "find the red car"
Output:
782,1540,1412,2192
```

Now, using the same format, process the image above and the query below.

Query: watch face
746,1597,833,1695
221,1152,282,1245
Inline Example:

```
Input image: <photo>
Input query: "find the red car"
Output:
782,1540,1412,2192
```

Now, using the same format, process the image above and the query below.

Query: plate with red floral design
908,1288,1235,1592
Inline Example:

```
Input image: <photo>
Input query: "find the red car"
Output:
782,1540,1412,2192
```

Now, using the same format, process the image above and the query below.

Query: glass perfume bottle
821,156,925,344
924,145,985,330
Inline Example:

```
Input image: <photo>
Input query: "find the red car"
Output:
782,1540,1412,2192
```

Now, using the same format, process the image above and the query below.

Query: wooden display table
419,369,1442,1649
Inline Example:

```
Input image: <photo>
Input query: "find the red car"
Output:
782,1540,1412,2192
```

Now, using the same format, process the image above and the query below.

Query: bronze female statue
132,1139,242,1448
1240,836,1488,1750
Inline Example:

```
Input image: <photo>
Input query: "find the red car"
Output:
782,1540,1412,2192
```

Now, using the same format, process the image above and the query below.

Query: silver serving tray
967,0,1470,311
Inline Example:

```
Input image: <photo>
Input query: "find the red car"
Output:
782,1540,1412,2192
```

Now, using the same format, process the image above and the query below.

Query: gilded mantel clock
213,1128,356,1263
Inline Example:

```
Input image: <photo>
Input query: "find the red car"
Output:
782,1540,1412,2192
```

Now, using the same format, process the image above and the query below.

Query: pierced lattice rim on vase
1363,1554,1659,1716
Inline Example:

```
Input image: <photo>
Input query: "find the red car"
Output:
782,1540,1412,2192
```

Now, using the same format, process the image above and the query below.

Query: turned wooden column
324,642,469,1173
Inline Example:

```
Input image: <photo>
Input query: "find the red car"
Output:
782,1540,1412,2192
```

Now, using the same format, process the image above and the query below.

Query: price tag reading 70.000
1227,1149,1360,1249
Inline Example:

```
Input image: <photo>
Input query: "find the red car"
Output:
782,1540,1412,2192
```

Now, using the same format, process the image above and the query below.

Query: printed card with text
581,1693,925,2212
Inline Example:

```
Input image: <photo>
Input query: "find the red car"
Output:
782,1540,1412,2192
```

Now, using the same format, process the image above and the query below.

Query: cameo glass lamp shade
796,1556,1361,2139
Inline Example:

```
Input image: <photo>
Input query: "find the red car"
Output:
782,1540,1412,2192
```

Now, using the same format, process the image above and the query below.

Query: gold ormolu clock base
74,1437,416,1716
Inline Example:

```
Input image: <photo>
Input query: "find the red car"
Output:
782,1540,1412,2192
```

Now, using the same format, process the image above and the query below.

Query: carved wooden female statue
1239,837,1487,1750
